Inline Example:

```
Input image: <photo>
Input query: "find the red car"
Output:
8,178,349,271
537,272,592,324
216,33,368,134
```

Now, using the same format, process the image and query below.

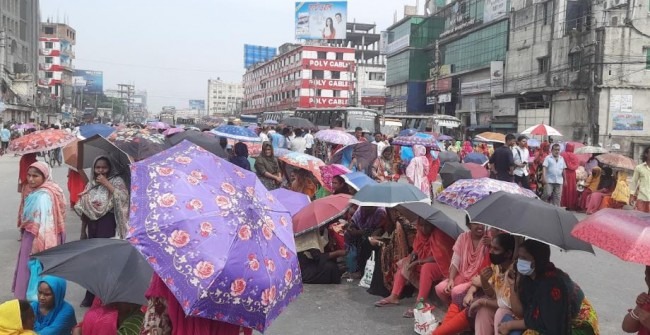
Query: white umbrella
521,124,562,136
575,146,608,154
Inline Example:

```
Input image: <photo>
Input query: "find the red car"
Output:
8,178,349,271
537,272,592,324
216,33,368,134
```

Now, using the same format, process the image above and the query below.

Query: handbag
358,250,375,288
414,301,438,335
26,259,43,302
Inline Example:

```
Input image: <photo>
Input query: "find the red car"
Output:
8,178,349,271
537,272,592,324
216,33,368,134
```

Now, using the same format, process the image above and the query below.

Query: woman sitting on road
372,146,398,182
0,299,36,334
343,206,388,279
434,218,490,307
31,276,76,335
255,142,282,191
622,266,650,334
72,299,143,335
331,175,353,195
432,232,516,335
290,168,317,199
75,156,130,307
599,170,630,210
499,239,599,335
13,162,67,300
229,142,251,171
374,217,455,318
578,167,601,211
584,167,615,214
296,227,346,285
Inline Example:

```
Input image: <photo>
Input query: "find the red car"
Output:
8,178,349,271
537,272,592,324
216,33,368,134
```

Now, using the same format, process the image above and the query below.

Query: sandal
374,298,400,307
402,308,415,318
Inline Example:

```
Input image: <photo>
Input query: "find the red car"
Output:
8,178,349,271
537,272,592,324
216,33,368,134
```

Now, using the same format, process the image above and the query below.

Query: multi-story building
329,22,387,110
242,45,356,115
501,0,650,158
384,15,445,114
0,0,42,123
207,78,243,116
38,21,75,100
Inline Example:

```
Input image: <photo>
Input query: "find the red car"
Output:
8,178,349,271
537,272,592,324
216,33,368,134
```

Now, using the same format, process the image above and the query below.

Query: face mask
517,259,534,276
430,150,439,159
489,252,509,265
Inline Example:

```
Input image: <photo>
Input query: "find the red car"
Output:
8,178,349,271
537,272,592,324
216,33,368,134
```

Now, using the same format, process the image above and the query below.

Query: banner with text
295,1,347,40
299,96,349,107
303,58,354,71
490,61,504,97
301,79,352,90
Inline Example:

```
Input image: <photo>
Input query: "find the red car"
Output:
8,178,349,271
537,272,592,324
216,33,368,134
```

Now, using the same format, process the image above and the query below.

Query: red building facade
242,45,356,114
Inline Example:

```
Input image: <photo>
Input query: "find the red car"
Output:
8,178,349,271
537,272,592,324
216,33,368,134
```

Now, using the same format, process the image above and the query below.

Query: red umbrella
292,194,351,236
9,128,77,154
571,208,650,265
462,162,489,179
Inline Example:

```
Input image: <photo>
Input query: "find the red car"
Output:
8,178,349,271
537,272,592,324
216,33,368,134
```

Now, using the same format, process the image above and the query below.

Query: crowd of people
1,120,649,335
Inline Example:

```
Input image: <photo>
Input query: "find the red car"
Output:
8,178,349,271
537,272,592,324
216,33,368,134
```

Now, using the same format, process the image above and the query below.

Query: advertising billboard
612,113,643,131
490,61,504,97
72,69,103,94
244,44,277,69
484,0,508,23
189,100,205,110
295,1,347,40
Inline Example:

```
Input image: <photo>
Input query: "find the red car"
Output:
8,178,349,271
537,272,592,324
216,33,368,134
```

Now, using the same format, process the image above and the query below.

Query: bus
382,114,462,136
294,107,380,133
239,114,258,125
261,111,295,123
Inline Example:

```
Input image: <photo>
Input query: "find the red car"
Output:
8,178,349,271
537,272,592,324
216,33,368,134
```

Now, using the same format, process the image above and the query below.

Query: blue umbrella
464,152,489,165
341,172,377,191
211,125,261,142
270,188,311,217
79,124,115,138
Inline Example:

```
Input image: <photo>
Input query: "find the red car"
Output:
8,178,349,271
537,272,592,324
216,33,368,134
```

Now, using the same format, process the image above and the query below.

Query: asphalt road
0,155,643,334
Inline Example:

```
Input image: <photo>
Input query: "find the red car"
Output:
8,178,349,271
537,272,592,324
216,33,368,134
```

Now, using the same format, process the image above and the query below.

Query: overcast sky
41,0,416,114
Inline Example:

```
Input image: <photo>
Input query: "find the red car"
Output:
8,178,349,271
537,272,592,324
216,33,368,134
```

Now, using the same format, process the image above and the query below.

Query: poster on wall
609,94,633,113
612,113,644,131
490,61,504,97
483,0,508,23
295,1,347,40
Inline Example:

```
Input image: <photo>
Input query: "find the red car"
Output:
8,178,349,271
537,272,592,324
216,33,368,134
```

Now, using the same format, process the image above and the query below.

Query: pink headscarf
406,145,431,197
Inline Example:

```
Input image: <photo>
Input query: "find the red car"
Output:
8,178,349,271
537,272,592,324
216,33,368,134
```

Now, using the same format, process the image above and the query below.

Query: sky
41,0,418,114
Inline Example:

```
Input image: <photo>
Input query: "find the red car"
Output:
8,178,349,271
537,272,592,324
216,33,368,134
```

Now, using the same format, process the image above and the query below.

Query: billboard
244,44,277,69
72,69,103,94
295,1,347,40
490,61,504,97
189,99,205,110
613,113,644,131
484,0,508,23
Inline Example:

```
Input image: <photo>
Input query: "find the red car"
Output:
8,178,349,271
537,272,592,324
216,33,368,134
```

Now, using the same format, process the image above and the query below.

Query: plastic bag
358,251,375,288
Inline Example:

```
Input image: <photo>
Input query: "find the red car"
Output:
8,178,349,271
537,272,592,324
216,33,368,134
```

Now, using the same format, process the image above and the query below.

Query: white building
207,78,243,116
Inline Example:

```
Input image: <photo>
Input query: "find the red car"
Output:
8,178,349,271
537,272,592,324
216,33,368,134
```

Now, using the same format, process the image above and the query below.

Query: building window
312,70,324,79
538,57,550,74
333,90,342,97
45,71,53,78
543,2,549,25
335,53,343,60
44,41,53,49
646,49,650,70
44,26,54,34
45,57,53,64
316,89,322,96
331,71,341,79
317,51,327,59
569,52,581,71
369,72,385,81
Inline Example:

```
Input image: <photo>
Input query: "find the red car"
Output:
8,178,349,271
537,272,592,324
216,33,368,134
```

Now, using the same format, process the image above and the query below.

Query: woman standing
499,239,599,335
254,142,282,190
31,276,77,335
372,146,397,182
561,143,581,210
532,142,550,198
13,162,67,300
406,145,430,197
74,156,130,307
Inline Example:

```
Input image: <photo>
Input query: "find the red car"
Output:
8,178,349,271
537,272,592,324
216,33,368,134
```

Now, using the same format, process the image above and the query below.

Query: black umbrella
396,202,464,239
466,192,594,253
281,117,316,129
439,151,460,164
78,134,132,187
166,130,227,158
32,238,153,305
440,162,472,188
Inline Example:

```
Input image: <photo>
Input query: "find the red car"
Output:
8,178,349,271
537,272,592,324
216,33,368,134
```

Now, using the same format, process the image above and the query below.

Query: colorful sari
380,220,416,290
406,145,431,198
372,147,396,182
13,162,67,300
519,263,599,335
533,142,550,198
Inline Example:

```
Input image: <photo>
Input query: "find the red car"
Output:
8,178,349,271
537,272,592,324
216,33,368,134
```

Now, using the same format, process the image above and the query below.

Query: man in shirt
631,147,650,213
354,127,367,142
512,135,531,189
372,132,387,156
259,127,270,143
542,143,567,206
0,125,10,155
334,13,346,39
304,129,314,155
489,134,516,182
290,128,307,154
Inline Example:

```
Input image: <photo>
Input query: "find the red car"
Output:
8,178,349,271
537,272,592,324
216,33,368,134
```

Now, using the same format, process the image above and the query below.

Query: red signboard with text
361,96,386,106
301,79,352,90
299,96,349,108
302,58,355,71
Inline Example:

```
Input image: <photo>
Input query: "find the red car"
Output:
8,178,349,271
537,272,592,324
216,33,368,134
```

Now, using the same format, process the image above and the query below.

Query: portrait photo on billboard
295,1,347,40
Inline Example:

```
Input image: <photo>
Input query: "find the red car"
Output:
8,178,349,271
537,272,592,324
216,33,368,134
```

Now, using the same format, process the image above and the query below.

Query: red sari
426,151,441,183
67,169,87,208
561,143,580,210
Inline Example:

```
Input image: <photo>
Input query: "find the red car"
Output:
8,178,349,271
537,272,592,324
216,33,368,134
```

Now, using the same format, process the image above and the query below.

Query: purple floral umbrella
128,140,302,332
436,177,538,210
314,129,359,146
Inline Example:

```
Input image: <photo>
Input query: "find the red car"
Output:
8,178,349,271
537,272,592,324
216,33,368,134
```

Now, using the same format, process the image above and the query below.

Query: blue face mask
517,259,534,276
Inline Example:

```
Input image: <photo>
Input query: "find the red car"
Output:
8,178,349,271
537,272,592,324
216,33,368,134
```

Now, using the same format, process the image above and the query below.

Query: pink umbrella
462,162,489,179
319,164,352,192
163,127,184,136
